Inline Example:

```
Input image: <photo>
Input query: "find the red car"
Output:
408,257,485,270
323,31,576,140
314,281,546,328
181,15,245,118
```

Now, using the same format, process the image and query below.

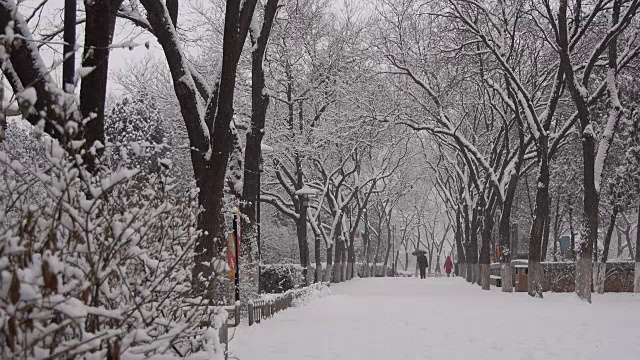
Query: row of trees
375,0,640,300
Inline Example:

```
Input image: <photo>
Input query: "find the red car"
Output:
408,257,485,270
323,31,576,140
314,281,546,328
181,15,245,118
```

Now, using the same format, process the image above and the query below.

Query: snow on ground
230,277,640,360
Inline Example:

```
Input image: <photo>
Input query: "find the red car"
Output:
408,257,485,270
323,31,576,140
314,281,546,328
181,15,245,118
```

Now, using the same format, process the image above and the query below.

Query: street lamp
295,185,317,286
257,142,273,293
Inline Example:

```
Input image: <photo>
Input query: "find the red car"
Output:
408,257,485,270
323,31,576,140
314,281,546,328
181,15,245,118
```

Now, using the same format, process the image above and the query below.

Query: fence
247,282,330,326
487,261,635,292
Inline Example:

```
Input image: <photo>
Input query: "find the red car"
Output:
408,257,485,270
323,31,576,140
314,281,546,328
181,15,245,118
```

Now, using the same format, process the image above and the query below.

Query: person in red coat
444,256,453,277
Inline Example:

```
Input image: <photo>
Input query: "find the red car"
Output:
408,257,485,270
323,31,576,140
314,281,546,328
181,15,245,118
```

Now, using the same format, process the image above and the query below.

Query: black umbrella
411,249,427,256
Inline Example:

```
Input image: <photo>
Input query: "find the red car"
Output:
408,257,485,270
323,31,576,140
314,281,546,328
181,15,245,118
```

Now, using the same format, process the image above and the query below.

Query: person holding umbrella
414,250,429,279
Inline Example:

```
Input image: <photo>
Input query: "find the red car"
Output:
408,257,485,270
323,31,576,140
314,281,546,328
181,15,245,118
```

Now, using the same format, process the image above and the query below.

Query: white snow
295,185,318,196
230,277,640,360
261,143,274,153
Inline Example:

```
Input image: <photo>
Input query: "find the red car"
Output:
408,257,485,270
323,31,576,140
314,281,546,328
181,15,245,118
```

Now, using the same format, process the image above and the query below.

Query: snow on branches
0,141,227,359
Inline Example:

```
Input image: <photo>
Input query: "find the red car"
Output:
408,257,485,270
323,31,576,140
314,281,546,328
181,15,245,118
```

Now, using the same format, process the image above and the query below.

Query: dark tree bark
296,201,310,286
634,203,640,293
0,4,75,141
601,208,619,263
140,0,259,290
463,202,473,282
527,136,549,298
569,206,576,260
80,0,123,173
552,196,562,261
455,208,466,277
241,0,279,258
597,206,619,293
470,205,480,284
323,243,334,283
541,206,551,261
382,216,393,277
479,198,495,290
556,0,626,302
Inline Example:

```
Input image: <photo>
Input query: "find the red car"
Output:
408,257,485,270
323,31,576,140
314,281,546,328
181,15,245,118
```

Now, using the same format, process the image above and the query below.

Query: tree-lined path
232,278,640,360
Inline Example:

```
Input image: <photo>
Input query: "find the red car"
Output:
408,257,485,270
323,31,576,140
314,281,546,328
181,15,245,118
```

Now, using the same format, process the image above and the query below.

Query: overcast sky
22,0,166,93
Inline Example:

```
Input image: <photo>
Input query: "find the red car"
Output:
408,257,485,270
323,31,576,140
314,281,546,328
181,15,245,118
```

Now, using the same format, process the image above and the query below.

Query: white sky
20,0,166,93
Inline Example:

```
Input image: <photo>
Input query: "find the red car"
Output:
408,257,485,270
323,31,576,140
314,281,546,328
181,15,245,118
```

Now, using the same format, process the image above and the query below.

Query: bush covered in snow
0,139,227,359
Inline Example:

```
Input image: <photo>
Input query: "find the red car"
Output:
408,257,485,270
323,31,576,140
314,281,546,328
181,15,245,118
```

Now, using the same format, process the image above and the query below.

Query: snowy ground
230,277,640,360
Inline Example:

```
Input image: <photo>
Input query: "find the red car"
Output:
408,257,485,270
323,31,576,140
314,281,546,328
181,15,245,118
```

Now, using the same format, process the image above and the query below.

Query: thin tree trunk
241,0,279,262
569,206,576,260
347,240,355,280
616,226,623,258
470,207,480,285
528,136,550,298
597,207,619,293
372,232,382,277
80,0,122,173
296,206,310,286
455,208,467,278
542,205,551,261
464,203,473,283
553,196,561,261
323,243,333,283
315,234,323,283
634,203,640,293
480,202,494,290
333,238,342,283
382,215,393,276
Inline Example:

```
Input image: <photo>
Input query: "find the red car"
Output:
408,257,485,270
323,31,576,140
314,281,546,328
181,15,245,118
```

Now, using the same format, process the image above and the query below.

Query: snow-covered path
230,277,640,360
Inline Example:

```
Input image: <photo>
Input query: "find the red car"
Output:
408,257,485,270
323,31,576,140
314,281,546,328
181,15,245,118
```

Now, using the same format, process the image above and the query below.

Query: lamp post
295,185,317,286
233,214,240,302
257,143,273,293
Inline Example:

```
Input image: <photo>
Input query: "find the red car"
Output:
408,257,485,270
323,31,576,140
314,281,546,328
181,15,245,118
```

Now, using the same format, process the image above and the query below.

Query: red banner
227,233,236,281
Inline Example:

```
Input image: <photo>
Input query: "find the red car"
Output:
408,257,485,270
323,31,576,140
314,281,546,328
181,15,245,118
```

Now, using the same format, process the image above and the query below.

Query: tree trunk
315,235,323,283
576,132,599,303
616,226,623,258
479,203,494,290
323,242,333,283
347,240,355,280
240,0,279,262
552,195,561,261
340,238,347,281
296,207,310,286
80,0,122,173
499,185,517,292
634,203,640,293
464,203,473,283
470,207,480,285
597,208,619,293
382,221,393,277
541,206,551,261
394,249,400,277
455,208,467,277
333,233,343,283
528,137,550,298
372,226,383,277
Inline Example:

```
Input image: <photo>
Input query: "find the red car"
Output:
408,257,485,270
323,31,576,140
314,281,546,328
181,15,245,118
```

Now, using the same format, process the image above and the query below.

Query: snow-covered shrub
260,264,301,293
0,139,226,359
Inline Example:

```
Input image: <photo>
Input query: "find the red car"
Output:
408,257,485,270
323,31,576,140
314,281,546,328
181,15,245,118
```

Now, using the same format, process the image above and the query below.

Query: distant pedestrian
417,253,429,279
444,256,453,278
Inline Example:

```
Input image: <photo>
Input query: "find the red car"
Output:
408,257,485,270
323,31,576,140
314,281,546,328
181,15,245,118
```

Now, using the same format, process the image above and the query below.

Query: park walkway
230,277,640,360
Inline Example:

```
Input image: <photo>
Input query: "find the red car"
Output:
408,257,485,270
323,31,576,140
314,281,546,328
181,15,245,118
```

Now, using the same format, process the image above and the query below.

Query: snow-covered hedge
0,139,226,359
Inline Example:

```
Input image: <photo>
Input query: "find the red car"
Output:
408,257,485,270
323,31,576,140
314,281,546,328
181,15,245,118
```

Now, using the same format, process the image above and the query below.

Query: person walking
417,253,429,279
444,256,453,278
